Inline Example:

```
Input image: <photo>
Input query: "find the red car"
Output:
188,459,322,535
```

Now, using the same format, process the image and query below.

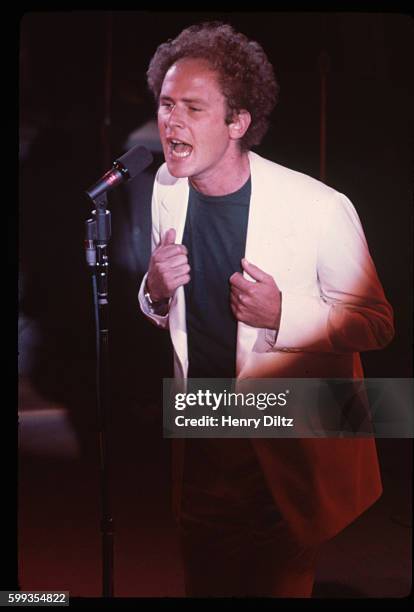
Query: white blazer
138,151,394,546
139,151,394,381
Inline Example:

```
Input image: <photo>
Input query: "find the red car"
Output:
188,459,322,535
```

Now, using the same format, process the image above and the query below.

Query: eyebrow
159,95,207,105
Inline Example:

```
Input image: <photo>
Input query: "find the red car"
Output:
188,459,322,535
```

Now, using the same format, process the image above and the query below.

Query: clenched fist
146,228,191,302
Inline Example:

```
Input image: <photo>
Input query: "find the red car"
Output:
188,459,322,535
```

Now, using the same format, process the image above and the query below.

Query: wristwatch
144,282,169,313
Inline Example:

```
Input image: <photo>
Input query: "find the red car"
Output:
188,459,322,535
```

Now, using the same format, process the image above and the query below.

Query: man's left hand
229,259,281,329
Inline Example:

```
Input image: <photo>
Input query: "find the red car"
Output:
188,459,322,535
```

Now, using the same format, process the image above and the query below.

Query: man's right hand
146,228,191,302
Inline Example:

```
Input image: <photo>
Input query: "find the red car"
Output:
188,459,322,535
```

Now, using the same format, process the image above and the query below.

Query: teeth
169,138,192,159
172,148,192,158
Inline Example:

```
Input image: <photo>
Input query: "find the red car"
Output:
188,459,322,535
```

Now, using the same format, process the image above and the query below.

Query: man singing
139,22,394,597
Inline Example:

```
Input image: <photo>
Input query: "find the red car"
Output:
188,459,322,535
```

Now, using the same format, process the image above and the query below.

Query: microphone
86,145,153,201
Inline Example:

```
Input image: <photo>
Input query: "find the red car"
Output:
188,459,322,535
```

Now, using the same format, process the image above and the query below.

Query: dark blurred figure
19,14,172,458
109,132,172,424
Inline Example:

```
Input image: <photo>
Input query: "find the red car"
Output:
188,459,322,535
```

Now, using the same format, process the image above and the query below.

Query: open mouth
168,138,193,159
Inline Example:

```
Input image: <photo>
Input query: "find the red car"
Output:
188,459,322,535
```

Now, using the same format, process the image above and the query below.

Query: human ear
228,109,251,140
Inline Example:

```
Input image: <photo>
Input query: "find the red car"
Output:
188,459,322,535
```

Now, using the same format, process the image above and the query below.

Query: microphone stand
85,193,114,597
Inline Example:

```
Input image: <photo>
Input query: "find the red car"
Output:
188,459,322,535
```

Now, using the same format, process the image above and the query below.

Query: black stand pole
85,194,114,597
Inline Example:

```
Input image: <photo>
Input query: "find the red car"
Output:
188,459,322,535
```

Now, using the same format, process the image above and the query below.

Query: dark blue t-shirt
182,177,251,378
181,176,273,497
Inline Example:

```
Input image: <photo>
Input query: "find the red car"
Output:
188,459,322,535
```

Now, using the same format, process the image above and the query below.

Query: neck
189,150,251,197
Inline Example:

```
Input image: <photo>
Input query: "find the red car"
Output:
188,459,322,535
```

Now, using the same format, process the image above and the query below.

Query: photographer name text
174,414,294,428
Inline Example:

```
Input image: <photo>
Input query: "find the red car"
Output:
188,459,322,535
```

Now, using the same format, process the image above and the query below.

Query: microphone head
116,145,154,179
85,144,154,202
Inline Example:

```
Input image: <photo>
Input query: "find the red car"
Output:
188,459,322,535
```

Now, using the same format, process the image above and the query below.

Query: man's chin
165,161,191,178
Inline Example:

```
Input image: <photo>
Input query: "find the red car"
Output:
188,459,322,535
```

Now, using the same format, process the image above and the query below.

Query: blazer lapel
236,152,288,377
160,178,190,243
160,178,190,377
235,152,265,375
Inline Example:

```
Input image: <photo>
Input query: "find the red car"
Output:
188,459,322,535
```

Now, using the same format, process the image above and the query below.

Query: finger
171,272,191,288
155,244,187,261
230,285,244,302
163,263,191,281
161,227,176,246
166,264,191,280
229,271,254,291
230,293,240,310
156,252,189,268
230,296,238,316
230,298,244,322
230,291,247,313
241,258,270,282
167,254,190,269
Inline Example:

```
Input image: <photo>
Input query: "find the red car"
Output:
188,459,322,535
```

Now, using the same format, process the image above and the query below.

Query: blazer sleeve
138,171,170,330
274,192,394,353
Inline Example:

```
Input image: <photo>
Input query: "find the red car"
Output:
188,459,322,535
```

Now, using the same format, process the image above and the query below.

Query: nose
165,105,185,129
